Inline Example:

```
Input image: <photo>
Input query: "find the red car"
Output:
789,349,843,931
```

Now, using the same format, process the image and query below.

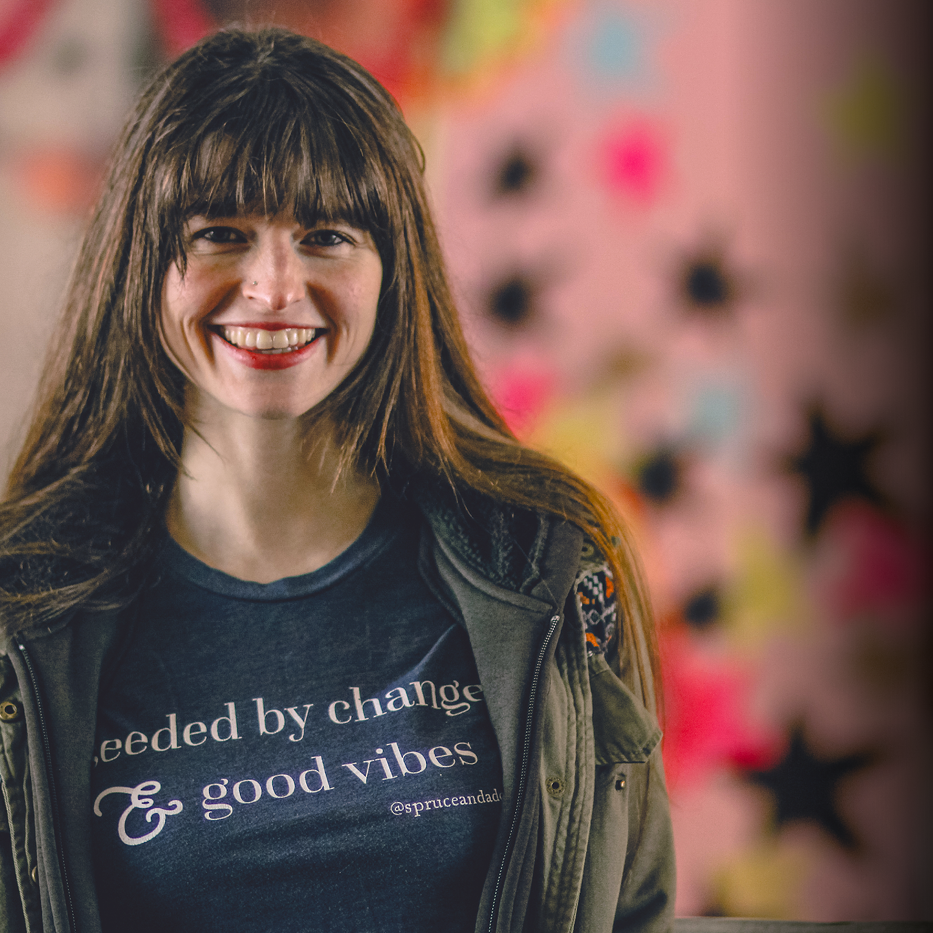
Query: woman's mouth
218,325,323,354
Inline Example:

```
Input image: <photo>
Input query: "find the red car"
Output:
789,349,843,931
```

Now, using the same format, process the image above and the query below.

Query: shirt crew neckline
159,492,408,602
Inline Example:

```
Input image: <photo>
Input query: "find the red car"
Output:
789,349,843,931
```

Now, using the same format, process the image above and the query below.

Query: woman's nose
241,237,305,311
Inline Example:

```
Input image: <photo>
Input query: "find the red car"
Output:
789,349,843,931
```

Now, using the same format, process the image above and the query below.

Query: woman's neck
165,414,380,583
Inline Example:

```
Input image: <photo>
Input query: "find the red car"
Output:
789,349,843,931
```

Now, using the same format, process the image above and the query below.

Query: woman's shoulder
572,539,617,658
407,475,617,625
406,477,544,591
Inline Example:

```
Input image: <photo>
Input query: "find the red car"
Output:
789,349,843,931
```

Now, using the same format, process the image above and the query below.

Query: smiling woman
0,27,673,933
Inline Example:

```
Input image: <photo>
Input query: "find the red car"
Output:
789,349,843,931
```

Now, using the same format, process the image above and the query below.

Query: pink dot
821,504,926,629
489,369,554,438
660,629,779,790
150,0,216,56
602,121,667,204
0,0,54,65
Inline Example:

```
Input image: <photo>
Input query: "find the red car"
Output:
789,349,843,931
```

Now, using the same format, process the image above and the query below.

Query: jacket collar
409,479,563,598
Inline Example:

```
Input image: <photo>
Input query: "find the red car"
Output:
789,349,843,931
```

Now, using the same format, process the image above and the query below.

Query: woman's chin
185,392,325,428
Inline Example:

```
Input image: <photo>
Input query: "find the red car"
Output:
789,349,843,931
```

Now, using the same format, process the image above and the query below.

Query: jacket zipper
17,640,79,933
486,612,561,933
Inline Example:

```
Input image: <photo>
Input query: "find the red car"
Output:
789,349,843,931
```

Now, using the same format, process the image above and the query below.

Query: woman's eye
304,229,351,248
192,226,244,244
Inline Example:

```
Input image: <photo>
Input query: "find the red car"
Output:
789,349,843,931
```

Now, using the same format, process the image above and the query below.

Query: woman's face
160,213,383,422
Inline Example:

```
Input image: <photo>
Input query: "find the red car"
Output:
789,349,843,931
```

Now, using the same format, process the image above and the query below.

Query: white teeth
221,326,320,352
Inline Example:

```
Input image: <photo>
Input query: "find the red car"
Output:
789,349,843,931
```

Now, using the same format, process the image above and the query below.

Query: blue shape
689,383,744,447
565,3,668,97
589,14,644,81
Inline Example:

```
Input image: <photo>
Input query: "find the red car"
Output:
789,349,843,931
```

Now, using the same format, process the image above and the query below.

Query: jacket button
0,700,20,722
545,776,565,798
31,866,38,883
615,777,626,790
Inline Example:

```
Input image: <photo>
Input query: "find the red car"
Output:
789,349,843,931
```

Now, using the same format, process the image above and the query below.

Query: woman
0,27,673,933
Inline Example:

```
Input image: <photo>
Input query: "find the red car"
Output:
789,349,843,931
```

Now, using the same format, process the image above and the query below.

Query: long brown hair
0,27,657,705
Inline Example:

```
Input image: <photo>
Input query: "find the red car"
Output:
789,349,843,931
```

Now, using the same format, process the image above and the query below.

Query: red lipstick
211,325,325,371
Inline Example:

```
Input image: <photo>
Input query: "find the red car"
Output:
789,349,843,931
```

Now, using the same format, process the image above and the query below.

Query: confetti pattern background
0,0,929,920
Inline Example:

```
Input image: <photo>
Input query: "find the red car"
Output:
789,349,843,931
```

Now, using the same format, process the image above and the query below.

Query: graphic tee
91,497,503,932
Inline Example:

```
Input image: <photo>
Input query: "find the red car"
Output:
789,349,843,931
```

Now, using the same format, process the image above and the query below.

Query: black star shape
636,448,682,505
486,273,538,328
746,725,874,850
678,247,742,315
491,144,539,198
682,584,721,630
787,408,885,537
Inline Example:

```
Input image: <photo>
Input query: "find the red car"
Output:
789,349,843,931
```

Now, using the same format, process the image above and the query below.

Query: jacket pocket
588,653,661,765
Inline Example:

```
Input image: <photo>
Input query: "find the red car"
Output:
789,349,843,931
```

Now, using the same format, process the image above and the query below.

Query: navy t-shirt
90,497,503,932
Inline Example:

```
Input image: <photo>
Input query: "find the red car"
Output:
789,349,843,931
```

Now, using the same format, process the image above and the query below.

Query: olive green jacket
1,495,674,932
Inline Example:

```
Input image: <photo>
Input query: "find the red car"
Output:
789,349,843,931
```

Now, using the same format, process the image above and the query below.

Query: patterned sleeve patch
574,541,617,657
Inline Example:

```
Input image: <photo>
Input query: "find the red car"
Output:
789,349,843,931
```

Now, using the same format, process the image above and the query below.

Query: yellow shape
524,391,623,487
827,58,903,158
442,0,570,80
724,528,807,647
714,839,809,919
837,248,898,326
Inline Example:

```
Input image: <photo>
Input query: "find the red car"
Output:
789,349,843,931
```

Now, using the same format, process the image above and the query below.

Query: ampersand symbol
94,781,183,846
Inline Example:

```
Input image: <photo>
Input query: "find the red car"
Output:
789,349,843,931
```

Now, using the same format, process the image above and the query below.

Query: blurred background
0,0,929,920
